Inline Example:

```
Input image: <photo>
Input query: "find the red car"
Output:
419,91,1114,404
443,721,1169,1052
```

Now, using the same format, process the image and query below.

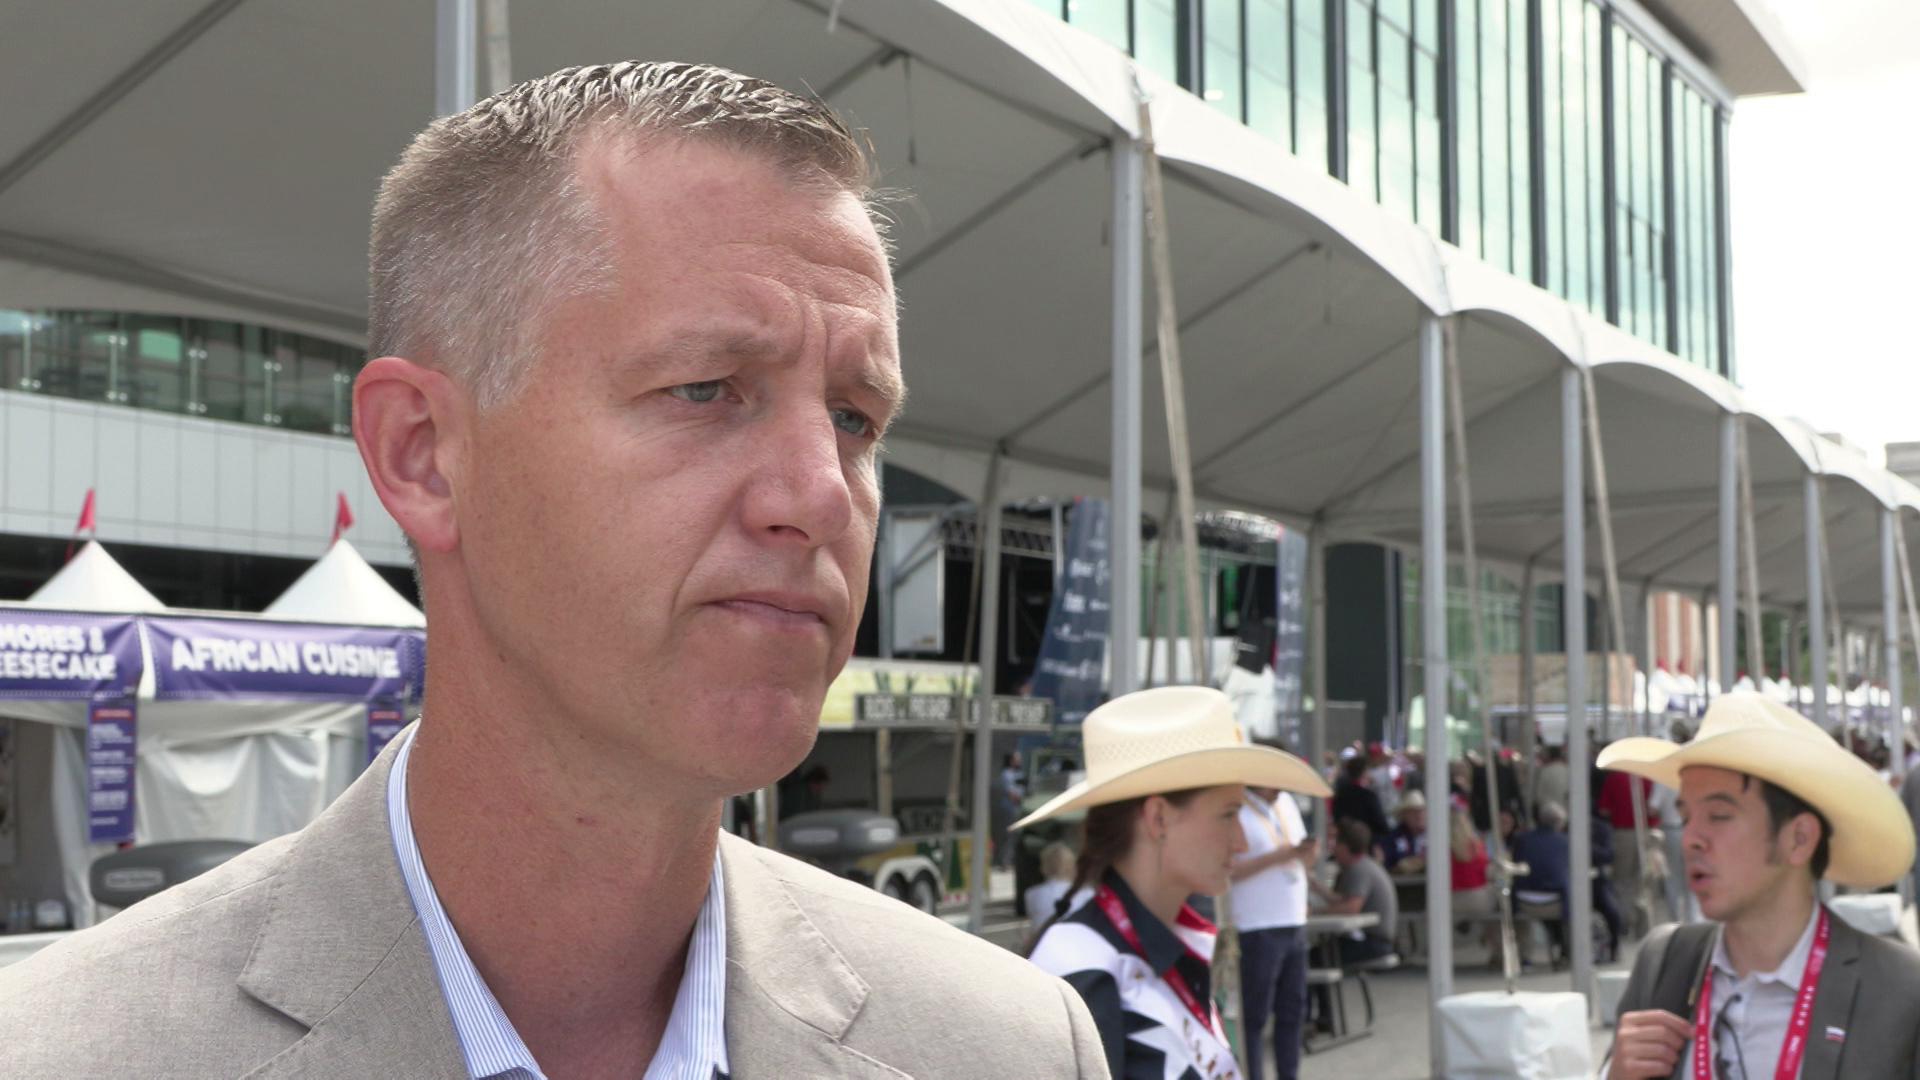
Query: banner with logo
1029,497,1111,726
1272,525,1309,745
146,617,422,702
367,704,407,764
87,700,137,843
0,611,142,699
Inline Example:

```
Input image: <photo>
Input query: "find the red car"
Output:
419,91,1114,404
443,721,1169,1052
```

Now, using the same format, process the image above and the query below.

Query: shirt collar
1710,900,1823,990
388,726,730,1080
1098,868,1189,975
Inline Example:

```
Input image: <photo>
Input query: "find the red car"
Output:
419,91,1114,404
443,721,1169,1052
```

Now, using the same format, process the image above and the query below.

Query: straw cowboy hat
1392,790,1427,815
1596,690,1915,888
1012,686,1330,830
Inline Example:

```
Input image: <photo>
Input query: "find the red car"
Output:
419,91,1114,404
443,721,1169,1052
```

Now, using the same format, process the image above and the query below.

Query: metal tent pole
1638,582,1654,737
1521,558,1538,811
1890,510,1906,782
968,455,1006,935
1807,476,1828,729
1419,314,1452,1075
1737,420,1766,687
1719,414,1739,692
435,0,477,117
1110,133,1145,698
1309,522,1330,845
1563,367,1594,1005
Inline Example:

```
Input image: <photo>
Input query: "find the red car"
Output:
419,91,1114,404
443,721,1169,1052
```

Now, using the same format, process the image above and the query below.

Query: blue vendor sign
0,610,142,699
1029,497,1111,726
87,700,137,843
367,704,407,765
147,616,422,702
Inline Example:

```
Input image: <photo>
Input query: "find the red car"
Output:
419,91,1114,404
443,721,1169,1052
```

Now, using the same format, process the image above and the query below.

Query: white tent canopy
25,541,166,613
264,539,424,628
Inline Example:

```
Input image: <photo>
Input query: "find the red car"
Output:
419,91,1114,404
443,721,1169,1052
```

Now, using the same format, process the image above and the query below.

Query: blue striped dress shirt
387,728,730,1080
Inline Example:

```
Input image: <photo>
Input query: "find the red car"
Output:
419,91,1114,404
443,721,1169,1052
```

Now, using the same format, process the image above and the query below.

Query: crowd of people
1015,695,1920,1080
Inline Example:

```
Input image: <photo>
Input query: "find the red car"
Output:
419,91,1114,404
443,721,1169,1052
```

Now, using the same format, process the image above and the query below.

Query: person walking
1602,692,1920,1079
1230,787,1318,1080
1025,686,1329,1080
1332,755,1392,852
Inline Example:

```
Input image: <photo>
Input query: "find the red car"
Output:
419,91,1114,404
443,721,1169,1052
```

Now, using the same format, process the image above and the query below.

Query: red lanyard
1692,907,1830,1080
1093,884,1219,1035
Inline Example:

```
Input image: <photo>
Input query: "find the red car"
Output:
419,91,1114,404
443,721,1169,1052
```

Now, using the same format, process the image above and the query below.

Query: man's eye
669,381,723,403
831,407,873,437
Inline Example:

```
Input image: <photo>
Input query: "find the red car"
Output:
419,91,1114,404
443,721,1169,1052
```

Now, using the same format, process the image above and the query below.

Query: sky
1730,0,1920,464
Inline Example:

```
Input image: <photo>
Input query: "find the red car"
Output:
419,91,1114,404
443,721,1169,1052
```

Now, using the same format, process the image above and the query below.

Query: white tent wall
1,700,367,928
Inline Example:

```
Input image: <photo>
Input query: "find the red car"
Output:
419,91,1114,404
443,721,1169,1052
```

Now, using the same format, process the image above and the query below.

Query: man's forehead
1677,765,1757,803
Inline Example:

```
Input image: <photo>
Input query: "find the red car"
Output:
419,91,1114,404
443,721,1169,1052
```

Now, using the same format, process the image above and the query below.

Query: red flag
65,488,97,561
331,492,356,544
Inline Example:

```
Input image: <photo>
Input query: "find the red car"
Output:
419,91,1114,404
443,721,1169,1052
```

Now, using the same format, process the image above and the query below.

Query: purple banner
147,617,421,702
87,701,136,843
367,705,406,765
0,611,141,699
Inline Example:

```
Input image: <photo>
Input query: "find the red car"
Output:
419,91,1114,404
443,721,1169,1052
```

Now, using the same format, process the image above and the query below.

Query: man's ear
1782,811,1822,869
354,356,467,554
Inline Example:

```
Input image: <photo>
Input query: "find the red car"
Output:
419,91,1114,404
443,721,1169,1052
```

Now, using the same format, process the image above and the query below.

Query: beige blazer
0,739,1108,1078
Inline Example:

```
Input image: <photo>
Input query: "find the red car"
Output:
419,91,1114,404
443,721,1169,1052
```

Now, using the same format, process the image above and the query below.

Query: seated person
1509,801,1572,962
1311,820,1398,964
1023,841,1092,942
1382,790,1428,873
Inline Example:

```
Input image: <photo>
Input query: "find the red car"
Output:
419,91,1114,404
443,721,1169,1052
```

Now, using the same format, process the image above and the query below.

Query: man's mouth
712,593,832,631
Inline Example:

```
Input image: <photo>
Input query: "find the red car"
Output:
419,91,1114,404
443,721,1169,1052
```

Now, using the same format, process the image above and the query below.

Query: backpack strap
1646,920,1719,1019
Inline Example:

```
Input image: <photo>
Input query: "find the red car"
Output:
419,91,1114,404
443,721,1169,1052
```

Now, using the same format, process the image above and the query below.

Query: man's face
1403,807,1427,833
1676,766,1813,921
452,137,899,796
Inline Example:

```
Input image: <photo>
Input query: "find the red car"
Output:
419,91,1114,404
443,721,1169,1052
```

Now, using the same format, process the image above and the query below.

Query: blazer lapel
718,834,908,1079
236,727,465,1079
1799,908,1861,1080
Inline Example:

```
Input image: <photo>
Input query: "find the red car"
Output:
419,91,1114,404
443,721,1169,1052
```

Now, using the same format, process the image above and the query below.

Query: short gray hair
1535,801,1568,832
370,61,873,406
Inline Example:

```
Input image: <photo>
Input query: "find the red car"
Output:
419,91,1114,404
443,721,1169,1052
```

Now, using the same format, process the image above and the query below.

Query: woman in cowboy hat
1600,691,1920,1080
1021,686,1329,1080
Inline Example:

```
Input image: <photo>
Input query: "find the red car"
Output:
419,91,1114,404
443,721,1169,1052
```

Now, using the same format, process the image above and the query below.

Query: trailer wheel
909,872,941,914
882,873,913,906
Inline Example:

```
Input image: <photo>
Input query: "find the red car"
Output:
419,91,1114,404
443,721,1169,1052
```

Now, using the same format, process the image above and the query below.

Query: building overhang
1628,0,1808,97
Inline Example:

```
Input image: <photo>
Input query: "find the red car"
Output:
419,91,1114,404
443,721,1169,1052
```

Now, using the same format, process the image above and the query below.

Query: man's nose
740,403,856,548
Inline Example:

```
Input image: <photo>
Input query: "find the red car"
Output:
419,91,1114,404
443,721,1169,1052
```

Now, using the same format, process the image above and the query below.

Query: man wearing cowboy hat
1600,691,1920,1080
1382,790,1428,873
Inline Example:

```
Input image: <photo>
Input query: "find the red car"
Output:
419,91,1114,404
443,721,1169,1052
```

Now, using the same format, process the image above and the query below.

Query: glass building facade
0,310,365,436
1026,0,1733,375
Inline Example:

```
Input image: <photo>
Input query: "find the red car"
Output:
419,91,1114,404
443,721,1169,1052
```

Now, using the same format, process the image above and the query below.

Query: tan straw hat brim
1598,728,1915,888
1012,745,1329,831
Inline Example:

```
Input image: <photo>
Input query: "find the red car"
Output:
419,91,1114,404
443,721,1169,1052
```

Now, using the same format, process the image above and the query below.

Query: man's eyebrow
852,365,907,418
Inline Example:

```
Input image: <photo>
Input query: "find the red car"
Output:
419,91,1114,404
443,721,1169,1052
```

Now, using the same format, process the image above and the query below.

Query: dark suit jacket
1615,909,1920,1079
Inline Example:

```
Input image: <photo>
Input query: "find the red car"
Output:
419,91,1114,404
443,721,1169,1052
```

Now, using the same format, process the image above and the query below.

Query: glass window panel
125,317,186,414
1247,0,1293,144
1295,0,1328,167
1066,0,1130,52
1203,0,1245,116
1347,0,1377,200
1134,0,1181,84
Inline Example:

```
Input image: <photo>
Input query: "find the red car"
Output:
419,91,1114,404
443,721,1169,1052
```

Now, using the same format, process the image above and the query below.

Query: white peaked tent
25,541,166,614
265,540,425,628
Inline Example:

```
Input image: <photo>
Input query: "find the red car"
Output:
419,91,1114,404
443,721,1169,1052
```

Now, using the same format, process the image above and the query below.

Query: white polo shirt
1231,792,1309,931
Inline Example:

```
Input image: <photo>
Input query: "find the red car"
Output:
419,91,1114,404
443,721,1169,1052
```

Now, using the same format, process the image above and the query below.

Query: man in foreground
1602,692,1920,1080
0,62,1107,1078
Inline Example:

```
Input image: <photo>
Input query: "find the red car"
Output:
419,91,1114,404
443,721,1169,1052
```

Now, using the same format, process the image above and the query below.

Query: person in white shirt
1231,786,1319,1080
1024,841,1093,945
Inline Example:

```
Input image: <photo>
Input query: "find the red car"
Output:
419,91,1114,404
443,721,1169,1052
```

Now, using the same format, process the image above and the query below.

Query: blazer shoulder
0,832,304,1071
722,837,1093,1032
1849,921,1920,982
